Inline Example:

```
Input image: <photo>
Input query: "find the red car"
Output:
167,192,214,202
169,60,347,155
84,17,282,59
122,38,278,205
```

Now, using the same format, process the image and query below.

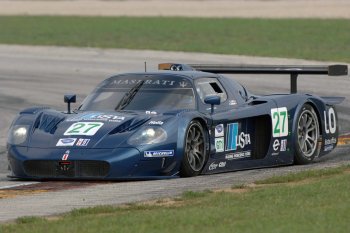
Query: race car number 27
271,107,288,137
64,122,104,136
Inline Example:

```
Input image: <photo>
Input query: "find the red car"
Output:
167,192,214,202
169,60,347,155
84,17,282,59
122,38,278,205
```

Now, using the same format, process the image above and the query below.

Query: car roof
110,71,220,80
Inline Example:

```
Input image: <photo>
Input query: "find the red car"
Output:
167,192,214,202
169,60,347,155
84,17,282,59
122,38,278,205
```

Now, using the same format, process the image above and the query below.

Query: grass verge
255,165,350,184
0,16,349,62
1,166,350,233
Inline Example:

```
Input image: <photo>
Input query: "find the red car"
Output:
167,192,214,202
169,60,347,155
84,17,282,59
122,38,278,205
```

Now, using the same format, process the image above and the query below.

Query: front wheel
180,120,207,177
294,104,320,164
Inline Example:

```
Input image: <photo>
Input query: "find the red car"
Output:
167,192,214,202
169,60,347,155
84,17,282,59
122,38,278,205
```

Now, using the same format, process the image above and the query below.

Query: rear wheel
294,104,320,164
180,121,207,177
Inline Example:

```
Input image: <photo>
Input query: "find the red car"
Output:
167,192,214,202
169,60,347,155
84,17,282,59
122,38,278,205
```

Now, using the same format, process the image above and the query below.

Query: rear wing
158,63,348,94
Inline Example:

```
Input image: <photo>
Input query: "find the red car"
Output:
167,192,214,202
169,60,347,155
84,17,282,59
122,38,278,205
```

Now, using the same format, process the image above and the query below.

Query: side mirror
64,94,76,114
204,95,221,114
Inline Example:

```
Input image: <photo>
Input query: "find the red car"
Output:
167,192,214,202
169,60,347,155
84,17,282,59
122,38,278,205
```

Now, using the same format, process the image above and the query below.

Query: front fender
174,112,210,172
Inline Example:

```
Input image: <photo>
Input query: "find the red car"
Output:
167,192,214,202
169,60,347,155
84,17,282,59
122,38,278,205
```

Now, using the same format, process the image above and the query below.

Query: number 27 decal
64,122,104,136
271,107,288,137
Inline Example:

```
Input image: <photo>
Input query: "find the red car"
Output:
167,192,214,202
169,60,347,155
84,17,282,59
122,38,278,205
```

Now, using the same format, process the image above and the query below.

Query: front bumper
7,146,179,180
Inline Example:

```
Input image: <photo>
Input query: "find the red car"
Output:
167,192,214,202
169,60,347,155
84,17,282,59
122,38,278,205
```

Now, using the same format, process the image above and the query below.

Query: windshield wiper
115,81,144,110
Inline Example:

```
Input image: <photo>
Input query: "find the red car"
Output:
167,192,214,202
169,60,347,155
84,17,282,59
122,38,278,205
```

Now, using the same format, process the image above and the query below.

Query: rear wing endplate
158,63,348,94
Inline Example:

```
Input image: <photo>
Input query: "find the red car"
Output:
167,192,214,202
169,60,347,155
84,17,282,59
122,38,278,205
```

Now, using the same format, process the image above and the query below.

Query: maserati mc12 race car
7,63,348,180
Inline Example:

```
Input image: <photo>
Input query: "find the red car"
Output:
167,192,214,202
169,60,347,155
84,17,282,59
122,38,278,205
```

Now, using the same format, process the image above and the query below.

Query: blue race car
7,63,348,180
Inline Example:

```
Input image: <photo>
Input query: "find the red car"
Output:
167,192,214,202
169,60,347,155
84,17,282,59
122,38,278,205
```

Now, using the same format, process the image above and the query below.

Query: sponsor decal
226,123,251,151
209,162,218,171
76,138,90,146
280,139,287,152
271,107,288,137
64,122,104,136
324,144,334,152
112,79,176,86
324,107,336,134
324,137,336,152
272,139,287,155
56,138,77,147
144,150,174,158
215,124,224,137
273,139,280,151
146,111,157,115
206,107,217,111
62,150,70,160
225,150,251,160
148,121,164,125
229,100,237,106
325,137,337,146
108,79,190,88
90,114,125,122
208,161,226,171
67,113,125,123
66,112,99,122
215,137,225,152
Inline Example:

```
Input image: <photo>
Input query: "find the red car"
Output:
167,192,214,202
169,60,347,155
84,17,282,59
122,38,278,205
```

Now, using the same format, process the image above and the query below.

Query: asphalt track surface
0,45,349,222
1,0,349,18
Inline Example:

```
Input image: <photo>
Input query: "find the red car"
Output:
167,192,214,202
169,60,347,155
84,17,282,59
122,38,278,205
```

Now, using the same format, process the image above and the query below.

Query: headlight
8,125,30,145
128,127,167,145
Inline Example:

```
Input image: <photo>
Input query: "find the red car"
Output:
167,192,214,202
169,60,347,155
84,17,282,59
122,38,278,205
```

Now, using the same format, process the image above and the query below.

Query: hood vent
35,112,65,134
248,100,268,106
109,116,150,134
20,106,50,115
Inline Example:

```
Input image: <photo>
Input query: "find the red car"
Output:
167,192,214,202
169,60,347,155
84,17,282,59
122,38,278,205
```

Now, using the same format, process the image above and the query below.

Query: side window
195,78,228,103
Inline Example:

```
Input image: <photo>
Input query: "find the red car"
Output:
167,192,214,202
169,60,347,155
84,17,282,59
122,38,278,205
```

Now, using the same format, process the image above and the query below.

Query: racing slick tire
294,104,320,164
180,120,208,177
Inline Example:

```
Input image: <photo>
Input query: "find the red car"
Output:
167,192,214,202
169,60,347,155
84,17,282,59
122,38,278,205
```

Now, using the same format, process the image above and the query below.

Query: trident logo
179,81,187,88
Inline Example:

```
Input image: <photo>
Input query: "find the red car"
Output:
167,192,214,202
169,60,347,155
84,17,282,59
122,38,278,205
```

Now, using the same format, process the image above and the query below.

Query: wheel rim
297,109,319,157
185,123,205,171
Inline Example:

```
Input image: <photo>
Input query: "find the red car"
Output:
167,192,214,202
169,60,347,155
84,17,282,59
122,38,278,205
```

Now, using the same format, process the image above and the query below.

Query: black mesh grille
23,160,110,178
77,161,110,177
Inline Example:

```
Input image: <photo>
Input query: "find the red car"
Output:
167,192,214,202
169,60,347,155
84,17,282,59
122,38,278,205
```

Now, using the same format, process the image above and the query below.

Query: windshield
80,74,195,111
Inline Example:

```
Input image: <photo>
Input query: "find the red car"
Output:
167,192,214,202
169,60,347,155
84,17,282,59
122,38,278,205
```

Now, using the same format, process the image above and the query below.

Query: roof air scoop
158,63,194,71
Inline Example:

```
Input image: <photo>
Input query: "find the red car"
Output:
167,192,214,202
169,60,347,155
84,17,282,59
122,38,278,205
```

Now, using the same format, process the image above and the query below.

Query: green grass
0,16,350,62
1,166,350,233
255,165,350,184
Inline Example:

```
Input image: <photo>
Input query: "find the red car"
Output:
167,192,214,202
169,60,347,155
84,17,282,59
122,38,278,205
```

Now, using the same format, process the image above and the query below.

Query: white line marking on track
0,182,39,190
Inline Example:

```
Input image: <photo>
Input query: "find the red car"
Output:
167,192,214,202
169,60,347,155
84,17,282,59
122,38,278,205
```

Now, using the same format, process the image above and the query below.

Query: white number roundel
64,122,104,136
